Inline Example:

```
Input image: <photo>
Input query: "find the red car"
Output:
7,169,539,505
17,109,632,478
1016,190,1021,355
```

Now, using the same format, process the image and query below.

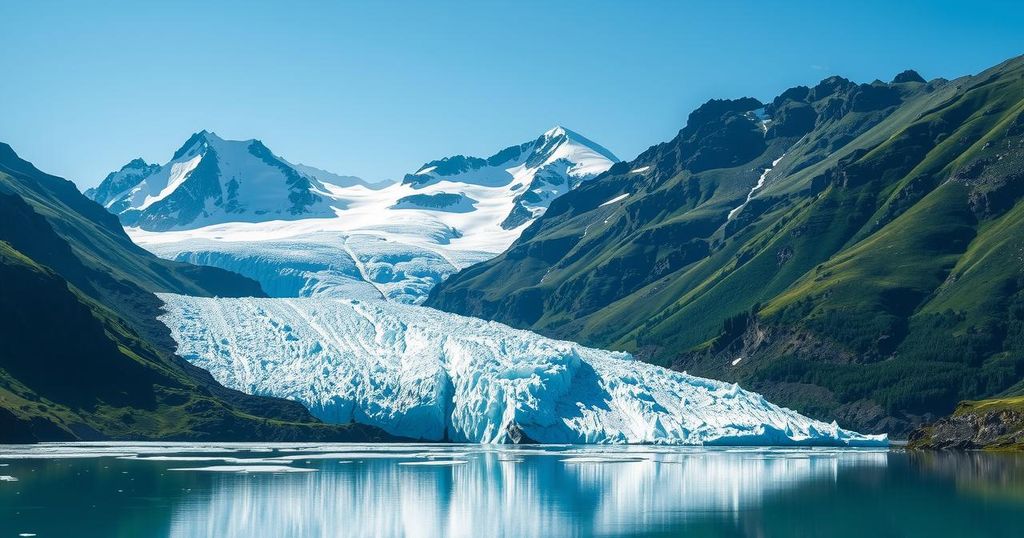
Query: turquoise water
0,443,1022,537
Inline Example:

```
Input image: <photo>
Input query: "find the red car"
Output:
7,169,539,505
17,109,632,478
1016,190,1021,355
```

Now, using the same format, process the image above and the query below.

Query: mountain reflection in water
1,444,1021,538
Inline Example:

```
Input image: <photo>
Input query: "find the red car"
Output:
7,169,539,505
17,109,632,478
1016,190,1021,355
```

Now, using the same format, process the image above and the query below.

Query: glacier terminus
159,294,886,446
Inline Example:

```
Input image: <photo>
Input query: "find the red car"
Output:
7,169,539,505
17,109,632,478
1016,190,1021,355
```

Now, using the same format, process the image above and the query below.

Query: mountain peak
892,69,926,84
194,129,223,141
538,125,619,164
121,157,150,170
544,125,568,138
92,132,342,230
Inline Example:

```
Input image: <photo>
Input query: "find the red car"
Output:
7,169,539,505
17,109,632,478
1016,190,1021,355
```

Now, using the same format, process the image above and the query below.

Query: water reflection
167,447,887,538
3,445,1022,538
911,450,1024,502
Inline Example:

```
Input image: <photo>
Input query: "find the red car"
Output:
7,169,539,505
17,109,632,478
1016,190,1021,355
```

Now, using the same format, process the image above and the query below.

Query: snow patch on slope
599,193,629,207
728,154,785,220
159,293,886,446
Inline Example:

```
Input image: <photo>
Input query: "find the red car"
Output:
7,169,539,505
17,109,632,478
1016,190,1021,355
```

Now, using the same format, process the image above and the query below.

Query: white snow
0,475,18,482
599,193,630,207
728,154,785,220
139,154,203,210
629,166,650,174
99,131,343,230
127,127,617,303
158,293,886,446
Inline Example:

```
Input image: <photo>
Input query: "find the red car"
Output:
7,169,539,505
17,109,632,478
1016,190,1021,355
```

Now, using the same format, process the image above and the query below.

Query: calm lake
1,443,1021,537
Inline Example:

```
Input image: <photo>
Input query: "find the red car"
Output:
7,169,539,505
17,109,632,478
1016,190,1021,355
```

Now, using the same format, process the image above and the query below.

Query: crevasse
159,294,886,446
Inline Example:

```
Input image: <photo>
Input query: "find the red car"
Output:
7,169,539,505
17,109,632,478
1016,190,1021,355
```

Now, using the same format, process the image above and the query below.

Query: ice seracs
119,127,618,303
159,293,887,446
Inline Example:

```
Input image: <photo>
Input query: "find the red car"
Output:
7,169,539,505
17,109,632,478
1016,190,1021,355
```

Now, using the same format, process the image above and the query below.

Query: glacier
127,126,618,303
140,232,491,303
158,293,886,446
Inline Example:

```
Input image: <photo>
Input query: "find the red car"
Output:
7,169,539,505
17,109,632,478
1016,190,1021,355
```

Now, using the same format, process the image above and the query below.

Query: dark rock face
428,55,1024,437
909,402,1024,450
85,158,160,208
504,423,539,444
892,69,926,84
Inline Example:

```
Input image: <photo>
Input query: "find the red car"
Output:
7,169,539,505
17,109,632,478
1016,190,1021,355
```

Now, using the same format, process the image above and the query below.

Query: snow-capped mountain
88,130,345,231
83,158,160,210
292,162,391,190
159,293,886,445
404,126,619,228
123,126,618,303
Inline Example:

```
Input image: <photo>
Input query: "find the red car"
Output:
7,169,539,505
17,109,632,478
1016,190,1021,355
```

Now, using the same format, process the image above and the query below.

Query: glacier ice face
142,232,490,303
159,294,886,446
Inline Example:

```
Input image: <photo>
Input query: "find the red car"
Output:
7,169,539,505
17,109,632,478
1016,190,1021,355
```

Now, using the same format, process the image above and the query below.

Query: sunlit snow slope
124,126,617,303
87,130,356,231
159,293,886,446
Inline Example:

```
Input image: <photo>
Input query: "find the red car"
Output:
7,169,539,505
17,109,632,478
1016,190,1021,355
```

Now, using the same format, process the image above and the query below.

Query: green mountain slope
908,396,1024,450
427,55,1024,436
0,145,394,442
0,143,265,348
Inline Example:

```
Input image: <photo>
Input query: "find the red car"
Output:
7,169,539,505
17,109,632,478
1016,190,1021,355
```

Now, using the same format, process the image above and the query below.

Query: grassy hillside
428,55,1024,436
0,144,395,442
908,396,1024,450
0,241,392,442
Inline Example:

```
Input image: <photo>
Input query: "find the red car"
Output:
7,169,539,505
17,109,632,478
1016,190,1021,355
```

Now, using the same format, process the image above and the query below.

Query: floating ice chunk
160,294,887,446
275,452,425,461
119,456,282,464
398,460,468,466
560,457,648,464
0,475,18,482
0,451,139,460
168,465,316,473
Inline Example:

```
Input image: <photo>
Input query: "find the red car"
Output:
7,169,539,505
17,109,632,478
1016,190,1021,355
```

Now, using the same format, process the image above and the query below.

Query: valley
4,4,1024,536
3,55,1023,447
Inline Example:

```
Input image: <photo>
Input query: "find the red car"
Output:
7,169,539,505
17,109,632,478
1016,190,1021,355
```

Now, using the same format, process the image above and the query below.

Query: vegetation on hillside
428,55,1024,436
0,144,395,442
908,396,1024,450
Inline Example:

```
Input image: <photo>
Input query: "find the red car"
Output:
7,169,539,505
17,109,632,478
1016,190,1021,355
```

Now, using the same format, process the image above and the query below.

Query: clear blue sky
1,1,1021,188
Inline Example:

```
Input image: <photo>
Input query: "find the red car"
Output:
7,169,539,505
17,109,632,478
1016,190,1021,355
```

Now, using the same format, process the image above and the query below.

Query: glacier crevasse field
158,294,886,446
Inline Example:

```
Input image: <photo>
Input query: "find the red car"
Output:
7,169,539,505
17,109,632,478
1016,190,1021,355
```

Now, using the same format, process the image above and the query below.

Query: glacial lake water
1,443,1022,538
